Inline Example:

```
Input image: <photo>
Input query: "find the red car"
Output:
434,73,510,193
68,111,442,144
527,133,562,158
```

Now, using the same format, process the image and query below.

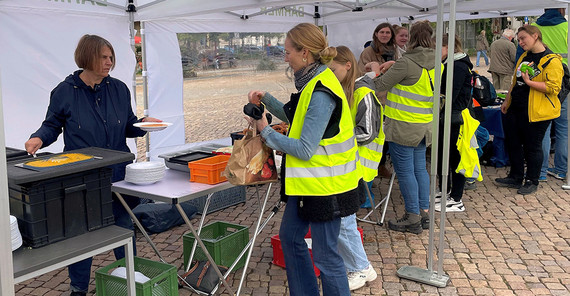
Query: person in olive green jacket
366,21,437,234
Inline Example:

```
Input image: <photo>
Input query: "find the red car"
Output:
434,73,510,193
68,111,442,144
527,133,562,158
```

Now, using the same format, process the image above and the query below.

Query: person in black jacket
436,34,474,212
25,34,161,296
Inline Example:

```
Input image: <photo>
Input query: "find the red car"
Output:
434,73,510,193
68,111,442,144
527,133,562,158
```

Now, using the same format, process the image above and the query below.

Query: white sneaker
348,264,377,291
433,192,450,204
435,197,465,212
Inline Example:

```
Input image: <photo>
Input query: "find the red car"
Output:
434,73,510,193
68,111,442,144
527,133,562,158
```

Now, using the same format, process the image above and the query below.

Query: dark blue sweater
31,70,146,182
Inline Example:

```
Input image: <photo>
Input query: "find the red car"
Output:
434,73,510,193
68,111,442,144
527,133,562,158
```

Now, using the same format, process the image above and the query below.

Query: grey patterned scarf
294,62,321,91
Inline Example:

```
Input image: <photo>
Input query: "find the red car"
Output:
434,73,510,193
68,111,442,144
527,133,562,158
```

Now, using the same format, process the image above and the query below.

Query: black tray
165,151,214,172
170,151,213,164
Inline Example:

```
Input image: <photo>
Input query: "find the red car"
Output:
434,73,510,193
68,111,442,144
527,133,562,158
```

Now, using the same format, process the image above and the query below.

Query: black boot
420,210,429,229
388,212,422,234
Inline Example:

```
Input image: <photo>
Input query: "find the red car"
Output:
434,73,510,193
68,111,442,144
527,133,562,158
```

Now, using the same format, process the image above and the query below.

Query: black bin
9,167,115,248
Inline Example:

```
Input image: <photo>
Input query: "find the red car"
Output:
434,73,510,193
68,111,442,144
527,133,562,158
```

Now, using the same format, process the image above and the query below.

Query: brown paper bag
223,128,278,185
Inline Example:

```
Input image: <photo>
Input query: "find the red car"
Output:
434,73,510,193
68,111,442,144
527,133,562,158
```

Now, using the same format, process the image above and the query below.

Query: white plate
133,122,172,132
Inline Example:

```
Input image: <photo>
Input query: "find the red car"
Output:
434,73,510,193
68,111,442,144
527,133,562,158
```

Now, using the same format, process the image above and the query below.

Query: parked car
267,46,284,56
240,45,263,54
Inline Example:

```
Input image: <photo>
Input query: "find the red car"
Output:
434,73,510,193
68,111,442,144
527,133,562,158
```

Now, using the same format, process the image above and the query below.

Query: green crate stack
183,221,249,273
95,257,178,296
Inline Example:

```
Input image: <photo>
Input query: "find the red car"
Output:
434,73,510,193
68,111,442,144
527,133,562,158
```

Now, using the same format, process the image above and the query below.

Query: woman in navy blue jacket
25,34,161,296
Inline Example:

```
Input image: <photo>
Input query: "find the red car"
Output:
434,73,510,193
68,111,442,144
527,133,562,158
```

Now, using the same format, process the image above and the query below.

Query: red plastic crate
271,227,364,277
188,154,230,184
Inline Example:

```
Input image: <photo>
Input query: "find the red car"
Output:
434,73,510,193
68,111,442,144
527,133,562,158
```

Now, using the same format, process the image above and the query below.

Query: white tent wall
0,1,137,154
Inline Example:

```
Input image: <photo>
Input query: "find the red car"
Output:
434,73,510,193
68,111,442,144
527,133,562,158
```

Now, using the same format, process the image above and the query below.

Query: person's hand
378,61,396,73
25,137,43,155
500,100,509,114
365,62,381,75
521,71,530,84
248,90,265,106
244,110,269,133
142,117,162,122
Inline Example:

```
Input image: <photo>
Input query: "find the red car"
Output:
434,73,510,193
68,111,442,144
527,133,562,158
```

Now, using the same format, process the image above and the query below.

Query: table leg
175,203,235,295
236,183,273,296
125,239,136,296
114,193,168,264
185,192,214,271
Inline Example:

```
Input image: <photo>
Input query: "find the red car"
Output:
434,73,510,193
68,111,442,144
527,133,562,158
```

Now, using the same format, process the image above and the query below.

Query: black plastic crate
6,147,28,160
186,186,246,215
9,167,115,248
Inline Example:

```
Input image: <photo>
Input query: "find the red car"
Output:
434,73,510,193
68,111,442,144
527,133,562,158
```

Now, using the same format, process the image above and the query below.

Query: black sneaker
464,180,477,190
70,292,87,296
517,182,537,195
495,177,522,189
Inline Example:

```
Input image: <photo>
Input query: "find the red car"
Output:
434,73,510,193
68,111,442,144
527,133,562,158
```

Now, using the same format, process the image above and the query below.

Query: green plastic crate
95,257,178,296
183,221,249,272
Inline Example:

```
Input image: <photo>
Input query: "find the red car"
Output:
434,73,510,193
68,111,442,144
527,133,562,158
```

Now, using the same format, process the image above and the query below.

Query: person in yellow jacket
329,45,382,290
247,23,362,295
496,25,563,195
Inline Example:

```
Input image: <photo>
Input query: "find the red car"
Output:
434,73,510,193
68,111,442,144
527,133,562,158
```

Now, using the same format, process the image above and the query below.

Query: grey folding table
13,225,136,295
112,168,275,295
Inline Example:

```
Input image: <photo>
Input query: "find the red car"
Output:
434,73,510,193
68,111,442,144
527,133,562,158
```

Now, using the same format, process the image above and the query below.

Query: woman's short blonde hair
287,23,336,64
74,34,116,71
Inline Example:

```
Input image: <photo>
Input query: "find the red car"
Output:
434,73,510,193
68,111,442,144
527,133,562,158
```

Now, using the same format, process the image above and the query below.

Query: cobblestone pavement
14,62,570,295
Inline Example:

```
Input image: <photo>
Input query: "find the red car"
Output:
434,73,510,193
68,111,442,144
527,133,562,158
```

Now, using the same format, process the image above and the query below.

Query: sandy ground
134,60,295,159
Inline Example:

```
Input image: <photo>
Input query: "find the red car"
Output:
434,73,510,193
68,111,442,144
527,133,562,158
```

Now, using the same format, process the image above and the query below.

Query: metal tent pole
140,21,150,161
396,0,453,287
0,62,15,296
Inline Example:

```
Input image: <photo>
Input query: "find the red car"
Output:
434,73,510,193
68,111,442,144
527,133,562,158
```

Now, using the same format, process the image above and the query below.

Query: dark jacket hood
537,9,567,26
65,70,110,91
445,52,473,70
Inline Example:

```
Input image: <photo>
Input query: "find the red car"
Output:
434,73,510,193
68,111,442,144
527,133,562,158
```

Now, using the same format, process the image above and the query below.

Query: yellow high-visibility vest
285,68,362,196
385,67,439,123
456,108,483,181
351,85,385,182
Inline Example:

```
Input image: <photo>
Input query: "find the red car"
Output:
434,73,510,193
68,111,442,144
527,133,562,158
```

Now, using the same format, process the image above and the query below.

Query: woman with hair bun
247,23,362,295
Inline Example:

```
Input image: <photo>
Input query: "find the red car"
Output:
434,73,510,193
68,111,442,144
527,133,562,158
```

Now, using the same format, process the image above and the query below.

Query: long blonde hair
287,23,337,64
333,46,360,107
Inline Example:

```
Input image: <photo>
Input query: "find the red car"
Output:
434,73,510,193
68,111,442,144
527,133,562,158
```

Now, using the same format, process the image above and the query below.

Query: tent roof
132,0,570,24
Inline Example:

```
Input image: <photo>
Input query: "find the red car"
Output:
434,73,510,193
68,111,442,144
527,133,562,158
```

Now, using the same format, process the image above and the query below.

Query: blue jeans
279,197,350,296
68,194,139,292
541,98,568,177
338,214,369,273
388,141,430,214
476,50,489,66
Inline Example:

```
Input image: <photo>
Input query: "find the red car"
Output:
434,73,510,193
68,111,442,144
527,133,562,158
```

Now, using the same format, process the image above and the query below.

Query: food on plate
141,123,167,127
214,146,233,154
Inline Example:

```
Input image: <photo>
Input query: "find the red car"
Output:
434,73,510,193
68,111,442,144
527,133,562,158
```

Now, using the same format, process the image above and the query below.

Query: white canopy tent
1,0,569,293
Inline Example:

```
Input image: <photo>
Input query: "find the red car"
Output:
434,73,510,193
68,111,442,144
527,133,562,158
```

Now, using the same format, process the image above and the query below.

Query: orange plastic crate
188,154,231,184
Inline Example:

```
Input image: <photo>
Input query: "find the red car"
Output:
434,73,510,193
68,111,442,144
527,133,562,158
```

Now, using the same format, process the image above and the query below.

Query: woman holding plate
24,34,161,296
